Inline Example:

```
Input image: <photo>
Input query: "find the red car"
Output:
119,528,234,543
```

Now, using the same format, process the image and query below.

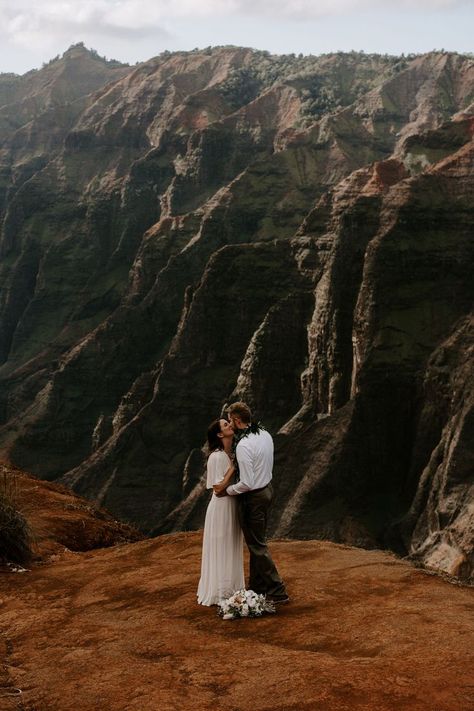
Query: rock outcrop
0,46,473,580
0,462,142,560
264,116,474,568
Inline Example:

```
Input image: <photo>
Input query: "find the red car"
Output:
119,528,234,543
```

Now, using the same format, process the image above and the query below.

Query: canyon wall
0,45,473,580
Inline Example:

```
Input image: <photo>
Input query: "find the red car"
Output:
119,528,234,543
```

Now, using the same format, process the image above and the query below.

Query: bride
197,418,245,606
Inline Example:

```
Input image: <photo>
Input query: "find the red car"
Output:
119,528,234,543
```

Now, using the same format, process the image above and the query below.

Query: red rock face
270,125,474,581
362,158,409,194
0,47,473,580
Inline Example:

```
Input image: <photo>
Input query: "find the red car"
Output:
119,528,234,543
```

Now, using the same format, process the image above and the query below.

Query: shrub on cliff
0,470,32,565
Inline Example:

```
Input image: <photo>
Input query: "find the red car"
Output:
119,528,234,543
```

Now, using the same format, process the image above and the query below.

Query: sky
0,0,472,75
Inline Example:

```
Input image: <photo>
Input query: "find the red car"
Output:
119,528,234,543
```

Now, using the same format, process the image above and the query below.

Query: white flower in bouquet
218,589,276,620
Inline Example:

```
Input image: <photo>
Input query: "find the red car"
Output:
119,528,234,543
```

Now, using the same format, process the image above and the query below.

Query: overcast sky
0,0,472,74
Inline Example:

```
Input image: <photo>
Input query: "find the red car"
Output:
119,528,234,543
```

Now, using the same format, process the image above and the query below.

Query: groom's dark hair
227,401,251,424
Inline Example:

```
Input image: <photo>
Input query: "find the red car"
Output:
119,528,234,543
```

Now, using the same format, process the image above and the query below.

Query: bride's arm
213,463,235,494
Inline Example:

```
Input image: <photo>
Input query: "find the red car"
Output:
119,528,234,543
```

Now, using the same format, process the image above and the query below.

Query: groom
214,401,289,604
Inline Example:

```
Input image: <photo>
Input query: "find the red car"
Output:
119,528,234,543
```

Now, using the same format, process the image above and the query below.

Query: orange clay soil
0,529,473,711
0,463,143,560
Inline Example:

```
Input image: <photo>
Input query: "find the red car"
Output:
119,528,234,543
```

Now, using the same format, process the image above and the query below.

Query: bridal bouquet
218,589,276,620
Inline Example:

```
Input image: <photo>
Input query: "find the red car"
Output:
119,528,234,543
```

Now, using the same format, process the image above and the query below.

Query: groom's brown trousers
237,482,287,598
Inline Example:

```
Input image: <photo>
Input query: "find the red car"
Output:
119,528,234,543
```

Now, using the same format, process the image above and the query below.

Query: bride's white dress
197,450,245,605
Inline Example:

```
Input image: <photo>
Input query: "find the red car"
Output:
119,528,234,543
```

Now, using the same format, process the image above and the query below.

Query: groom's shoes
266,594,290,605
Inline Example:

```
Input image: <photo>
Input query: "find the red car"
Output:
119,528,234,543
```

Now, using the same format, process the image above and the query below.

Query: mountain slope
0,47,473,580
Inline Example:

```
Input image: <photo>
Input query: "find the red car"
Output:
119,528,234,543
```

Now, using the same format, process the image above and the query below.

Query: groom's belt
246,483,271,494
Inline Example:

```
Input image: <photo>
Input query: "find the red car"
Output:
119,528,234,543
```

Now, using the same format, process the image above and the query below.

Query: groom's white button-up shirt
226,429,273,495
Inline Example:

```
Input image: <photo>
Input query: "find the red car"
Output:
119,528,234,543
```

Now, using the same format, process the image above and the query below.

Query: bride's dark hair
207,419,223,453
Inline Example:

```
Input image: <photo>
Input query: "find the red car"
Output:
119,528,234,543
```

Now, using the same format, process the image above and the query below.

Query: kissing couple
197,401,289,607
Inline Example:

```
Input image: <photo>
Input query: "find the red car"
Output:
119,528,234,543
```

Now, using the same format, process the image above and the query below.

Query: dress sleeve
206,452,228,488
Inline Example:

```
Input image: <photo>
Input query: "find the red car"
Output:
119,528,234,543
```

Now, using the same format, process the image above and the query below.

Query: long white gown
197,450,245,606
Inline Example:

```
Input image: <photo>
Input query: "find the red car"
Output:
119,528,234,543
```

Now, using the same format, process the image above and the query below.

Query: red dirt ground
0,466,473,711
